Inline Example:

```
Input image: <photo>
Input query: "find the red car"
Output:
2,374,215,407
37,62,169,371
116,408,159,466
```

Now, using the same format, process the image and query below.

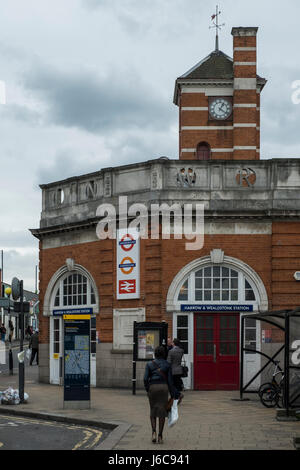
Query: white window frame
51,272,97,310
175,264,259,308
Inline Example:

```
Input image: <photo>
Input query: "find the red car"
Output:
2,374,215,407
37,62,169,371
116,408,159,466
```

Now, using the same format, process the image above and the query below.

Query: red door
194,313,240,390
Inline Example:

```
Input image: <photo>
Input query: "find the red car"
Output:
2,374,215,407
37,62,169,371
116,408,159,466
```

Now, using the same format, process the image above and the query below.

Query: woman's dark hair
154,346,165,359
173,338,181,347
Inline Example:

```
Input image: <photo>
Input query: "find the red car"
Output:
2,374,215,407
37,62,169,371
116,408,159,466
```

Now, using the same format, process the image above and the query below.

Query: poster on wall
117,228,140,300
137,330,146,359
137,329,160,360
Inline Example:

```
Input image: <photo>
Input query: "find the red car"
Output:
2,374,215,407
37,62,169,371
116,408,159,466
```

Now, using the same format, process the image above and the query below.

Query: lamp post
4,287,13,375
11,277,25,403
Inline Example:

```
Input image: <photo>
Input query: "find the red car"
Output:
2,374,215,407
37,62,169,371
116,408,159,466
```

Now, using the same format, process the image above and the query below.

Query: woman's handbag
181,357,188,378
26,348,32,360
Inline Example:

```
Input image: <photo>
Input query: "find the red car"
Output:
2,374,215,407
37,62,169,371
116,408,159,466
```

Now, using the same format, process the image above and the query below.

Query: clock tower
174,27,267,160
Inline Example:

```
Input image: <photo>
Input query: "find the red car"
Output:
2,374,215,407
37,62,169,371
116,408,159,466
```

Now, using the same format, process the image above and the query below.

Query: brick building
31,27,300,391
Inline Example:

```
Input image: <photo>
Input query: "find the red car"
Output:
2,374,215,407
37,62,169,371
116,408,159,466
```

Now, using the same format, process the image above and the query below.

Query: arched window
177,265,257,304
196,142,211,161
53,273,97,308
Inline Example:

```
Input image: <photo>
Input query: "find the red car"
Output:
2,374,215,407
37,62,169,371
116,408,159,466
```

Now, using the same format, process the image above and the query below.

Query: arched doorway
166,255,268,391
45,265,99,386
196,142,211,160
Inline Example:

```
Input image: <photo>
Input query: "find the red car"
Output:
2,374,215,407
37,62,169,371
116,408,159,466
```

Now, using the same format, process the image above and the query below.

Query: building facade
31,27,300,391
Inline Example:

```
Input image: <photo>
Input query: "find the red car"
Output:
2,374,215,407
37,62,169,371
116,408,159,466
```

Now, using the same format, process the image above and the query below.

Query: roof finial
209,5,225,51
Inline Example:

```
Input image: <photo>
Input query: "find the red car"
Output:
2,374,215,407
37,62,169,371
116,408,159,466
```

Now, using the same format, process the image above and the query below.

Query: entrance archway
166,254,268,390
43,263,99,386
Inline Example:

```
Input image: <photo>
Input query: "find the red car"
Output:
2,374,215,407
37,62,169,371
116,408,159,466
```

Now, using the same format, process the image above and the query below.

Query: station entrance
194,313,240,390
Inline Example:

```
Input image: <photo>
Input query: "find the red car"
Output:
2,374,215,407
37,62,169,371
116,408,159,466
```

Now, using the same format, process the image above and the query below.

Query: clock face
209,98,232,120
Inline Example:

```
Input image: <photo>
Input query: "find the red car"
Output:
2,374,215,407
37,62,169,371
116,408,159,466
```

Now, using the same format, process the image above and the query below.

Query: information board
64,317,90,403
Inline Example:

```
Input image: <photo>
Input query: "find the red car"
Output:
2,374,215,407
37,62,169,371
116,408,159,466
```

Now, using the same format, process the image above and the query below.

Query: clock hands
210,99,231,119
216,102,226,115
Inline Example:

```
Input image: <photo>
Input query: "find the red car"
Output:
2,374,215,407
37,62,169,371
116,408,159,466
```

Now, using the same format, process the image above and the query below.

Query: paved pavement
0,346,299,450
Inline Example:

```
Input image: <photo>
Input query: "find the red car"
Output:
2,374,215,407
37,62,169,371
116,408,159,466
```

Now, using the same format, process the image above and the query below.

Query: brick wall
38,221,300,386
272,222,300,310
39,231,275,343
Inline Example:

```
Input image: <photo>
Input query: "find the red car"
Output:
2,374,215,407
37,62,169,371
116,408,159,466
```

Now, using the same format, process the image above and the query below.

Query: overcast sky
0,0,300,291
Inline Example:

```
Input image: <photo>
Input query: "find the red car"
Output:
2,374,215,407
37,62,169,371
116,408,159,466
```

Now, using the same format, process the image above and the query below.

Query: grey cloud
36,148,104,184
82,0,205,37
4,104,43,126
36,128,177,185
0,230,37,249
1,249,38,292
261,66,300,153
23,61,175,134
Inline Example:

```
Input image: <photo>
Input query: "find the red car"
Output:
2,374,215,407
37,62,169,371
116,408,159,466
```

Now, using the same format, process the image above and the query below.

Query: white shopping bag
26,348,32,360
168,399,179,427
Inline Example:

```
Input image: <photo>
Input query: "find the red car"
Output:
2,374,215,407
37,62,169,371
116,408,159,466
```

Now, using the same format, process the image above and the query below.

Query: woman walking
144,345,179,444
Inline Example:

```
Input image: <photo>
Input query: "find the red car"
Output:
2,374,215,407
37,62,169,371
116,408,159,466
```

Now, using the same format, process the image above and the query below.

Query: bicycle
258,360,284,408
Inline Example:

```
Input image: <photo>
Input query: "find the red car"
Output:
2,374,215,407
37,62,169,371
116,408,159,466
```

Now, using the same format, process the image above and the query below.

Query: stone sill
111,349,132,355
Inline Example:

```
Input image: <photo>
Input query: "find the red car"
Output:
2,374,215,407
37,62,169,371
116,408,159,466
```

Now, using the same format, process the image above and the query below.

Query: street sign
0,298,10,308
14,301,30,313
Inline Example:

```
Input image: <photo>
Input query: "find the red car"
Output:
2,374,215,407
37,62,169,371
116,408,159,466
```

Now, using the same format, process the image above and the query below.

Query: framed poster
134,322,168,361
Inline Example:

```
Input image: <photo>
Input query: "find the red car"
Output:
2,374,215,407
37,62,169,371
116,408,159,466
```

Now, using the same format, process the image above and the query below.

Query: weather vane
209,5,225,51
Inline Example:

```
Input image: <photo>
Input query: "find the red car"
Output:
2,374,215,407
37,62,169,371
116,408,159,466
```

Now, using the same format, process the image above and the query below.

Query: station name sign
181,305,254,312
53,308,93,316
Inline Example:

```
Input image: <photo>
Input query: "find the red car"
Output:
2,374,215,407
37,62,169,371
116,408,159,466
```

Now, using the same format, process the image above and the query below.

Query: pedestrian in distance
0,323,6,342
25,325,33,340
8,320,14,343
29,329,39,365
167,338,185,404
144,345,179,444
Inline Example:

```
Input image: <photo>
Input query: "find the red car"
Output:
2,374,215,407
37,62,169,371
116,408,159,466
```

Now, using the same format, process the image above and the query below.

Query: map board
64,317,90,403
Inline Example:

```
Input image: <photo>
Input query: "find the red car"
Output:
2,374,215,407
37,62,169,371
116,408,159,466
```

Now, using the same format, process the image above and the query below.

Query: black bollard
9,348,13,375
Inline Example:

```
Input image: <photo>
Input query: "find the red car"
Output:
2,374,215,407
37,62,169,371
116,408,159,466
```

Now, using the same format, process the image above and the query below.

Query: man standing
29,329,39,366
167,337,173,352
167,338,184,404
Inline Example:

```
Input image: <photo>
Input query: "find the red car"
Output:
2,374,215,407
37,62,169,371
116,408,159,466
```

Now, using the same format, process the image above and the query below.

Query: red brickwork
38,228,300,345
272,222,300,310
178,28,261,161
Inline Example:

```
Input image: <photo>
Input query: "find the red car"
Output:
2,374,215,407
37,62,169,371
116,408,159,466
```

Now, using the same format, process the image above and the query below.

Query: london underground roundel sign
117,229,140,300
120,233,136,252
